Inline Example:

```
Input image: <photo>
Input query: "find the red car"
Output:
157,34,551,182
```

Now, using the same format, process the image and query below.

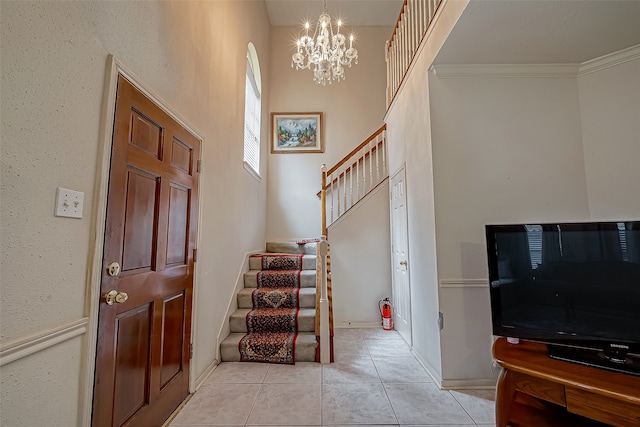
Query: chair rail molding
439,279,489,288
0,317,88,366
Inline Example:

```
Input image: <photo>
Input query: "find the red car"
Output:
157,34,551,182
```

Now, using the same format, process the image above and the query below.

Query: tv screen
486,221,640,375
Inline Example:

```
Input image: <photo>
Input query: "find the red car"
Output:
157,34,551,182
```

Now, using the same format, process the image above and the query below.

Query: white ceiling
265,0,640,65
434,0,640,65
264,0,403,27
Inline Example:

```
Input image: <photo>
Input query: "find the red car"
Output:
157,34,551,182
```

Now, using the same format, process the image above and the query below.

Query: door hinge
190,343,193,359
193,248,197,262
438,312,444,331
197,160,202,173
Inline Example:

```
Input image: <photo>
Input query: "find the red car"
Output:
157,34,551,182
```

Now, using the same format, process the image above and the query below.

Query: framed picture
271,112,323,153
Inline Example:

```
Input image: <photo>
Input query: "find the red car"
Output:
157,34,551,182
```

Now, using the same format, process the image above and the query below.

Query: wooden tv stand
493,338,640,427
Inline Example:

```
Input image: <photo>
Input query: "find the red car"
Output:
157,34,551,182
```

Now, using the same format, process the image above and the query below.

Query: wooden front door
92,76,200,427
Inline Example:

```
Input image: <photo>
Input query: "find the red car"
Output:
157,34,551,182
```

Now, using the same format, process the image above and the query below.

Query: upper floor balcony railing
386,0,442,107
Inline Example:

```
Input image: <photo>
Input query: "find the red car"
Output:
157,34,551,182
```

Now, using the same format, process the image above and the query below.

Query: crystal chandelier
291,0,358,86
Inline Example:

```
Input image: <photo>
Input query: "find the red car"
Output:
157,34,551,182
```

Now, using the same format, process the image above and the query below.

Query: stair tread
237,287,316,309
249,254,317,271
244,270,316,288
229,308,316,333
266,242,318,254
231,307,316,317
220,332,317,363
220,241,323,363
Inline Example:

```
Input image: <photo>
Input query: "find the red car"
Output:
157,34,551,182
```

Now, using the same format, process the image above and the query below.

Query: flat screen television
485,221,640,376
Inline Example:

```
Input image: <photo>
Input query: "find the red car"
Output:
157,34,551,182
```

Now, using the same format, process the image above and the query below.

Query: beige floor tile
366,338,412,358
263,362,322,384
333,328,367,340
372,355,433,383
322,382,397,425
360,328,403,340
170,329,497,426
322,356,381,383
206,362,270,384
450,388,496,425
169,383,259,425
246,383,322,425
384,382,474,425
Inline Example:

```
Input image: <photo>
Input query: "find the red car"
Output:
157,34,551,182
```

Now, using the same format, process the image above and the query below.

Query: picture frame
271,112,323,153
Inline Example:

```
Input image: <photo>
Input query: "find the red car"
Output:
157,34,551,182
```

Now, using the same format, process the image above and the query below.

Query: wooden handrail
389,0,409,46
326,124,386,177
321,124,388,236
321,140,385,192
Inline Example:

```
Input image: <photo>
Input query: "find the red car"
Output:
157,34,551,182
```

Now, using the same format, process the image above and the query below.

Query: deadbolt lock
107,262,121,277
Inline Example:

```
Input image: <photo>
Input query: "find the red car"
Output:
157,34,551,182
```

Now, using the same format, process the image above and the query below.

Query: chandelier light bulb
290,2,359,85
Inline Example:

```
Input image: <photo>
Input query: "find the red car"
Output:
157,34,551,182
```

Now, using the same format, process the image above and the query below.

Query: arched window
243,43,261,177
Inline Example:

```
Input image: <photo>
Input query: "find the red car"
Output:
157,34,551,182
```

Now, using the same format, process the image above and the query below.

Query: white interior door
390,167,412,345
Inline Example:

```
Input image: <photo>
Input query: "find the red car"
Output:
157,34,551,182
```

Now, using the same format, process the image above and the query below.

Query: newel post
321,163,327,238
318,235,330,364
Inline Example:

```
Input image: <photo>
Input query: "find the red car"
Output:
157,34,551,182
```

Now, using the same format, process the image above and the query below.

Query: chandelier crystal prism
291,0,358,86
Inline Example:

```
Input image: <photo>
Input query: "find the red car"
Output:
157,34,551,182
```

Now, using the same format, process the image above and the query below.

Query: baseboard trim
335,322,381,329
194,359,219,390
440,378,497,390
0,317,88,366
411,350,444,387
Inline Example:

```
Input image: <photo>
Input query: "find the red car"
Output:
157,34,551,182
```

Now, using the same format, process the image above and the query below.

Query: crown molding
432,43,640,79
578,44,640,76
431,63,579,79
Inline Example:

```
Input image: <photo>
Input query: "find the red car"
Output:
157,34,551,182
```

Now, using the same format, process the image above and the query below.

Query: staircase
220,242,320,363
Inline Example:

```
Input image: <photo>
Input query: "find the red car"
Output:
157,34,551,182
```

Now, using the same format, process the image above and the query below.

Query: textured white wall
578,54,640,220
394,47,638,386
428,71,589,383
1,2,270,425
386,68,443,380
266,26,391,241
329,183,392,327
429,74,590,278
383,0,469,382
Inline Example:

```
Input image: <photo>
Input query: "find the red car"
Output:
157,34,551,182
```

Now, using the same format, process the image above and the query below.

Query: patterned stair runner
238,254,305,364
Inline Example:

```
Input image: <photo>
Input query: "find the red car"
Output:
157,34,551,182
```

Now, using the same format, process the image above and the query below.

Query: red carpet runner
239,254,304,364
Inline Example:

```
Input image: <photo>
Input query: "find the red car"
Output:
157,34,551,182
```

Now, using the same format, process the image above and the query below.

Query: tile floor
168,328,496,426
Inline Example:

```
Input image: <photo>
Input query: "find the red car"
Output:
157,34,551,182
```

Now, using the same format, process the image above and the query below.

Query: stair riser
243,270,316,288
249,255,317,271
229,308,316,333
237,288,316,309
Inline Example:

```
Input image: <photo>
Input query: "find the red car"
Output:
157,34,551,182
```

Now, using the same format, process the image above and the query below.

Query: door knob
400,260,408,266
104,290,128,305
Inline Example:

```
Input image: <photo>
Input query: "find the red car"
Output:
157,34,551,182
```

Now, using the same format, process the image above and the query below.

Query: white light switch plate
55,187,84,218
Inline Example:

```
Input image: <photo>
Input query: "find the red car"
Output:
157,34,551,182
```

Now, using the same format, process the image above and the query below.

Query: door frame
389,164,413,346
81,55,204,426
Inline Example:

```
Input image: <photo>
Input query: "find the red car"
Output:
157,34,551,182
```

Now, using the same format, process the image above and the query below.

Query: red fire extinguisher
379,298,393,330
